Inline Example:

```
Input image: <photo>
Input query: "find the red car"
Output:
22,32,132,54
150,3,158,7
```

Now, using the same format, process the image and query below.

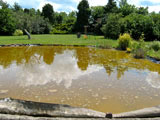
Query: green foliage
134,48,146,59
120,13,154,41
13,11,51,34
12,2,23,12
150,41,160,51
118,33,132,50
119,0,127,7
75,0,91,32
0,0,9,9
104,0,118,14
42,4,55,24
102,13,122,39
137,7,148,15
0,8,16,35
50,23,74,34
90,6,105,20
89,6,105,35
151,13,160,40
119,4,137,17
13,29,23,36
131,35,147,58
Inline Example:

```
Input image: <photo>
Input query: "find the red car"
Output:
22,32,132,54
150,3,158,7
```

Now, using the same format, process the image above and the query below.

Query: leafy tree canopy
42,3,55,24
75,0,91,32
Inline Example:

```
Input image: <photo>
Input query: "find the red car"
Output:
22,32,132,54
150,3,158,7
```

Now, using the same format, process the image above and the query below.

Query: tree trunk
24,29,31,40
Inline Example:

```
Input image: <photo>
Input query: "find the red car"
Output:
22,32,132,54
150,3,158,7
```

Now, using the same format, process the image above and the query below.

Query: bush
120,13,154,41
118,33,132,50
150,41,160,51
101,13,122,39
134,48,146,59
131,37,147,59
50,23,74,34
13,29,23,36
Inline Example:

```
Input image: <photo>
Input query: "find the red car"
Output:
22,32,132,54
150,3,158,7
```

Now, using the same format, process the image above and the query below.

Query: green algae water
0,46,160,113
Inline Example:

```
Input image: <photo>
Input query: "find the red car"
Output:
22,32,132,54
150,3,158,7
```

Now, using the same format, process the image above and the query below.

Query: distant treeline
0,0,160,41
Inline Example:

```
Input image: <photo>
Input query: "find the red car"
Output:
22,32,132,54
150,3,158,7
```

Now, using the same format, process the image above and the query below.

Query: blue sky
3,0,160,13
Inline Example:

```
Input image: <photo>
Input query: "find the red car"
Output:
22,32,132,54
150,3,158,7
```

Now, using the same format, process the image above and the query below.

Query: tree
119,4,137,17
75,0,91,32
101,13,122,39
137,7,148,15
42,4,55,24
119,0,127,7
24,8,30,14
90,6,105,21
120,13,154,41
0,8,16,35
13,9,51,34
104,0,118,14
89,6,105,35
13,2,22,12
0,0,9,9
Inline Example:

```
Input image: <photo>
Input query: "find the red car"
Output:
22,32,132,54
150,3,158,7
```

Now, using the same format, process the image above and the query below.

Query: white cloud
148,5,160,13
38,0,62,11
3,0,160,12
128,0,160,13
0,51,103,89
72,0,107,6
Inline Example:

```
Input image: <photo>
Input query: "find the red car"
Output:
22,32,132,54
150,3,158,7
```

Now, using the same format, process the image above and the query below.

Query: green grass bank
0,34,117,48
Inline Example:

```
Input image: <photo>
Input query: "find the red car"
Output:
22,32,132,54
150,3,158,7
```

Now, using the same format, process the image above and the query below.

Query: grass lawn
0,34,118,48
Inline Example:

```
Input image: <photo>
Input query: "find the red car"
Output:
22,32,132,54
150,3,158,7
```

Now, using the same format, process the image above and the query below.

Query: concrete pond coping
0,98,160,119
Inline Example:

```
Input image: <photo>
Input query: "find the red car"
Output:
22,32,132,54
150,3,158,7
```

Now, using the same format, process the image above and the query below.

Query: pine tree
75,0,91,32
104,0,118,14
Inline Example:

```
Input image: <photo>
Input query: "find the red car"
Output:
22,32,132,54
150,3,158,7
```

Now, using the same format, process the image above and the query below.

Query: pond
0,46,160,114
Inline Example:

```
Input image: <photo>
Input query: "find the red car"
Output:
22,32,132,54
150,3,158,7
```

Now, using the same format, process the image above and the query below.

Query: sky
3,0,160,13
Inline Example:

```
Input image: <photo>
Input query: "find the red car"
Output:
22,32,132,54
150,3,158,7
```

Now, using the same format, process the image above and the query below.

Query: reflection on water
16,51,103,88
146,72,160,89
0,46,160,113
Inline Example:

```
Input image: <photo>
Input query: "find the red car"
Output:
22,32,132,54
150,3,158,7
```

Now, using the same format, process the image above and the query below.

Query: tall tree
119,0,127,7
13,2,23,12
0,0,9,9
42,4,55,24
104,0,118,14
75,0,91,32
0,8,16,35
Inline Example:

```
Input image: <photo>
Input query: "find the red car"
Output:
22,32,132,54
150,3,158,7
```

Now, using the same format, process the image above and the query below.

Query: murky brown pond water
0,46,160,113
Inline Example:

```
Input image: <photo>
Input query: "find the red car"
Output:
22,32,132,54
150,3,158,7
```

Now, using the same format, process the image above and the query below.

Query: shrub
13,29,23,36
131,37,147,59
118,33,132,50
120,13,154,41
126,48,132,53
50,23,74,34
150,41,160,51
134,48,146,59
